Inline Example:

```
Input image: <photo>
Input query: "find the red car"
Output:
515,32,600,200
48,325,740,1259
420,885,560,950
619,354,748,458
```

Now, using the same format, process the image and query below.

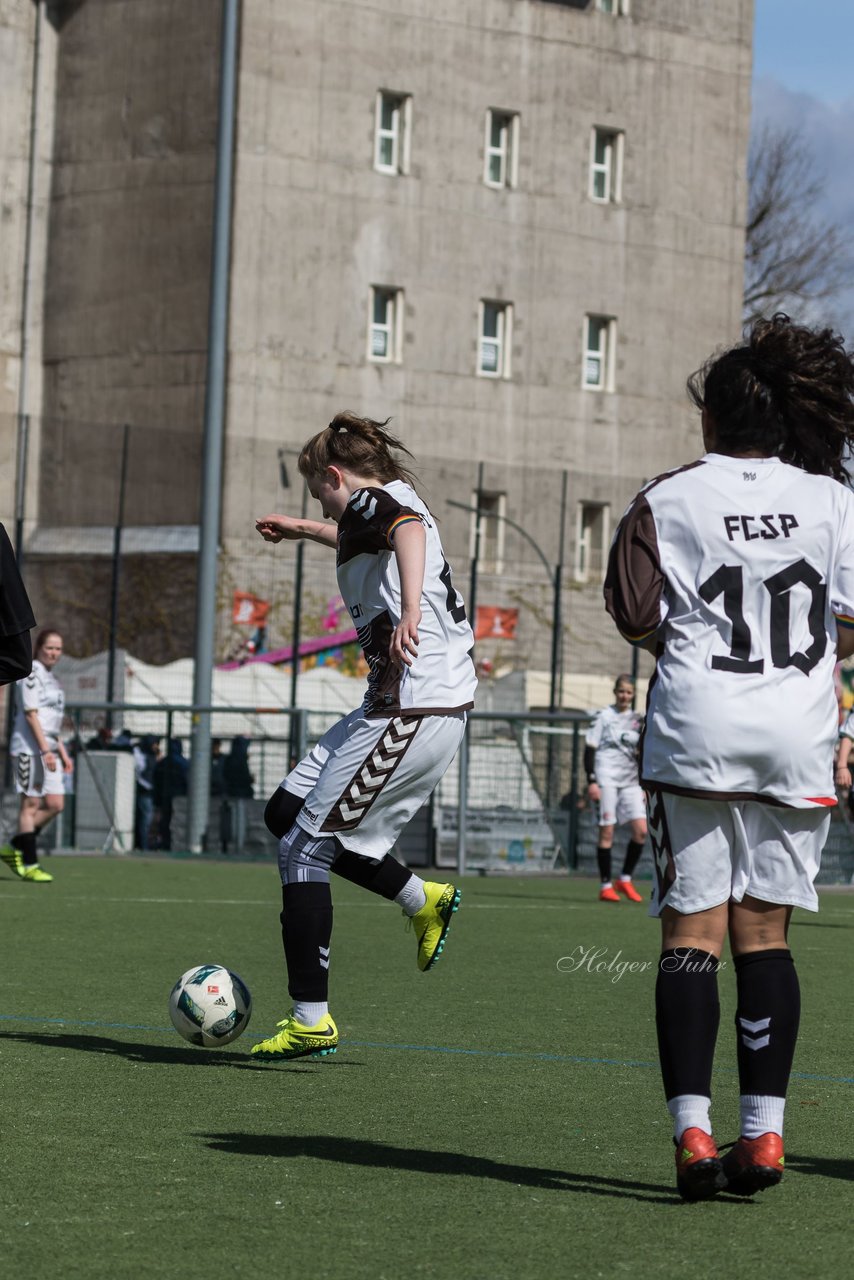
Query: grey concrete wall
221,0,753,677
38,0,223,526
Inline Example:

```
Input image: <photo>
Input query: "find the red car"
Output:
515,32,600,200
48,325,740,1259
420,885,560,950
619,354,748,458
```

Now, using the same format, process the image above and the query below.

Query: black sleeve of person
0,523,36,685
343,487,421,555
584,744,596,782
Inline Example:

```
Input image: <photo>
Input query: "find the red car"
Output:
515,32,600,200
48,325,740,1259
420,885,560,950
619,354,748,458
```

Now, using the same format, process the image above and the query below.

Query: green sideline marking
0,1012,852,1083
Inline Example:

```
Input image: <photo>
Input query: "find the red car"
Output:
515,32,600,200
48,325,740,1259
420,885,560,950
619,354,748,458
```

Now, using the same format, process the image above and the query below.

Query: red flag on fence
232,592,270,626
475,606,518,640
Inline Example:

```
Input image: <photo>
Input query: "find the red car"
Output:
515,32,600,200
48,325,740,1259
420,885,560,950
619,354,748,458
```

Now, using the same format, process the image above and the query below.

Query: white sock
293,1001,328,1027
395,873,427,917
667,1094,712,1142
618,875,632,883
600,880,613,889
740,1094,785,1139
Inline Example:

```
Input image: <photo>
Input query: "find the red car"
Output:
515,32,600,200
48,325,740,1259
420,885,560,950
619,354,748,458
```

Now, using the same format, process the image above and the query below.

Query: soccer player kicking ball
605,314,854,1200
584,674,647,902
252,412,476,1060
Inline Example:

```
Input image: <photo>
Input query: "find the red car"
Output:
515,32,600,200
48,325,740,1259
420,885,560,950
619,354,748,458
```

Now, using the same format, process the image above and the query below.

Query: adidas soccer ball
168,963,252,1047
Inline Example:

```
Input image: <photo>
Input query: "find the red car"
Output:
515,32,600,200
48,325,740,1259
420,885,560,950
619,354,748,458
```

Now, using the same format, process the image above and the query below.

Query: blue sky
752,0,854,331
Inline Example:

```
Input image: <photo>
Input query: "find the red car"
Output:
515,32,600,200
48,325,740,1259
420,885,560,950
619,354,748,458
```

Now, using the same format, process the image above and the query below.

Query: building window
478,301,513,378
575,503,610,583
374,92,411,175
471,490,506,573
368,287,404,363
589,128,623,203
484,110,519,189
595,0,630,14
583,314,616,391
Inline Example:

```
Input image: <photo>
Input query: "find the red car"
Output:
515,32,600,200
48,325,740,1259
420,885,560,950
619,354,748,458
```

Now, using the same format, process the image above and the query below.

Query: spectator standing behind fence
584,674,647,903
222,734,254,853
252,412,476,1061
133,734,159,851
153,737,188,851
1,629,72,884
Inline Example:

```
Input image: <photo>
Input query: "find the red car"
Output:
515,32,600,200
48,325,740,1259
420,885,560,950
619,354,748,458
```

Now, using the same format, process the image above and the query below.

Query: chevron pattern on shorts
323,716,420,832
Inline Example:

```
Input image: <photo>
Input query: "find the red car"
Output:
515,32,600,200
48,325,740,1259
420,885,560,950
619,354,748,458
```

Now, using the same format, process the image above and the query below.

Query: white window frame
374,91,411,175
583,314,617,391
484,109,520,189
478,300,513,379
368,286,404,363
589,127,624,204
470,490,506,573
574,502,611,583
595,0,630,14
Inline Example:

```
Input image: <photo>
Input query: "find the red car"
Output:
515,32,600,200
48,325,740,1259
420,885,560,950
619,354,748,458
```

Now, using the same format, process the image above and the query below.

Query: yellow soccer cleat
22,864,53,883
250,1012,338,1061
409,881,461,972
0,844,25,879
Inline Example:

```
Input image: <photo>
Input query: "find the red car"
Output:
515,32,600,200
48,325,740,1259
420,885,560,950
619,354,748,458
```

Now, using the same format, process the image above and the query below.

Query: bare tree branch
744,123,854,319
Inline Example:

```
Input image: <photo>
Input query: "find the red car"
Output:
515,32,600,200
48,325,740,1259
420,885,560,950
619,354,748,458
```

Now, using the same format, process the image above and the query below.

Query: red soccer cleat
675,1127,723,1201
720,1132,784,1196
599,884,620,902
614,878,644,903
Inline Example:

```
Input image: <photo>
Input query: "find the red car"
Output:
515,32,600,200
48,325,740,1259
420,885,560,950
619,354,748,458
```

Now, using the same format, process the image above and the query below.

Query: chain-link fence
3,701,851,887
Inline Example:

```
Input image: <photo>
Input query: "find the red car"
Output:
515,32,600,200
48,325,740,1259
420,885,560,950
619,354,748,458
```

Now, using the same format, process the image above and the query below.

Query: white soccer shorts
281,708,467,859
646,787,829,917
597,781,646,828
13,753,66,799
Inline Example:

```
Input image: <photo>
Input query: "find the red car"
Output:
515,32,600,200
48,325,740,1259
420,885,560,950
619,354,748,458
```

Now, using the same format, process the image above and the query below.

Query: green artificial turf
0,858,851,1278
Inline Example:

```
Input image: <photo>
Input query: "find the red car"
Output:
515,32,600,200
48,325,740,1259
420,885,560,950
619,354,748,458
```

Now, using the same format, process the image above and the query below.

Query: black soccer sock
280,882,334,1003
12,831,37,868
655,948,721,1100
332,848,412,900
596,845,612,882
620,840,645,879
734,949,800,1098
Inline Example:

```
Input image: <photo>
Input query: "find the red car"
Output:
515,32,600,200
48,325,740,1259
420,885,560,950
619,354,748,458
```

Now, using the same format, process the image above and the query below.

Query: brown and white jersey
605,453,854,808
336,480,477,718
586,705,644,787
10,659,65,754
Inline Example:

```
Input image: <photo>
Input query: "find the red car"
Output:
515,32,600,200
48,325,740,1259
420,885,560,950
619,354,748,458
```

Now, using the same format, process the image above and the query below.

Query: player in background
252,412,476,1060
605,314,854,1200
585,673,647,902
1,629,72,883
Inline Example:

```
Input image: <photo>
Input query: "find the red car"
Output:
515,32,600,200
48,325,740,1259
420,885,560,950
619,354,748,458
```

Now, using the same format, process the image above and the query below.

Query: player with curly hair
605,314,854,1199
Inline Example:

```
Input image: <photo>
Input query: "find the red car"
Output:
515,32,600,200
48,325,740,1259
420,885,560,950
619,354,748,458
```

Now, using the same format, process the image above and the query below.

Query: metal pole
289,481,308,710
187,0,240,853
457,719,470,876
105,423,130,730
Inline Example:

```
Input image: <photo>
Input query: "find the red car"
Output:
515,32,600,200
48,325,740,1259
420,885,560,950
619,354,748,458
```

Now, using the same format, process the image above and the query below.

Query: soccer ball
168,963,252,1048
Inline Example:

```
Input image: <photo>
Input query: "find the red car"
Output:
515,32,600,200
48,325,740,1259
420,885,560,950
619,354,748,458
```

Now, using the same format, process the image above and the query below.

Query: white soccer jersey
10,659,66,755
605,453,854,808
336,480,477,717
840,708,854,742
586,705,643,787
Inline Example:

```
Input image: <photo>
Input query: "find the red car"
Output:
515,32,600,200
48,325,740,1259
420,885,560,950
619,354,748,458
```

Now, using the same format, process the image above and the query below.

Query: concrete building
0,0,753,690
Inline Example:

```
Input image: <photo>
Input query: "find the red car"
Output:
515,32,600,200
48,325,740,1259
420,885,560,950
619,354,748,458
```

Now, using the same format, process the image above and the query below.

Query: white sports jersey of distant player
605,453,854,809
840,708,854,742
586,705,644,788
336,480,477,718
10,658,65,755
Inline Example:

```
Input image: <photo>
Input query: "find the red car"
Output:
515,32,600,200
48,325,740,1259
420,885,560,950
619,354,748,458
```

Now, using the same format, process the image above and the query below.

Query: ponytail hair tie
328,420,342,433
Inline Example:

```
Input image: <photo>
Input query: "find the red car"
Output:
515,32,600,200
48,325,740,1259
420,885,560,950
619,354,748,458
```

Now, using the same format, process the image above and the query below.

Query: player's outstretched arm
389,519,425,668
255,514,337,549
